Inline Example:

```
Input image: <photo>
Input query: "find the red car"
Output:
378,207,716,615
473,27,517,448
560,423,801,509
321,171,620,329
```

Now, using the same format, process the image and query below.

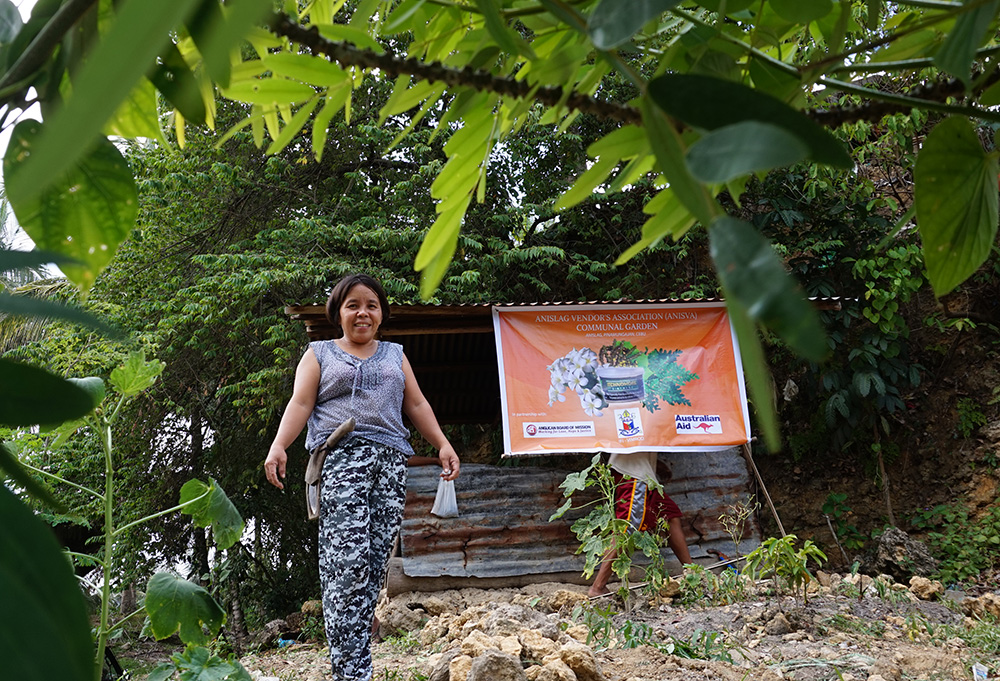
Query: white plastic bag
430,478,459,518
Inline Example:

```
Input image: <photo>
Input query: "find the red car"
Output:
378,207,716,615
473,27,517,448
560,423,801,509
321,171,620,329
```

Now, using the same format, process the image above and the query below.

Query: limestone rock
428,649,460,681
499,634,523,658
908,576,944,601
659,578,682,598
547,589,589,611
481,604,561,639
557,639,604,681
300,600,323,617
535,656,577,681
564,625,590,644
520,628,560,661
467,649,527,681
376,598,426,636
252,619,289,648
962,592,1000,619
861,527,938,581
462,629,502,657
764,612,792,636
450,653,473,681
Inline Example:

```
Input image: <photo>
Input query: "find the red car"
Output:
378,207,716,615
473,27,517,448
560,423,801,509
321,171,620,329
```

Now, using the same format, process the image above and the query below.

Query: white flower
582,392,604,417
567,372,587,394
548,386,567,405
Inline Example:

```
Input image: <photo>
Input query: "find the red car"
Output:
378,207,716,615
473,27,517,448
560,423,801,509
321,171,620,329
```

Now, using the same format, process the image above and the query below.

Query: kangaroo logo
695,422,713,432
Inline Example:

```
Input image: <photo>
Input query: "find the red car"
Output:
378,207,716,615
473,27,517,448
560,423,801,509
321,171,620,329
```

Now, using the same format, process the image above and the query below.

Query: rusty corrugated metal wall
399,448,761,578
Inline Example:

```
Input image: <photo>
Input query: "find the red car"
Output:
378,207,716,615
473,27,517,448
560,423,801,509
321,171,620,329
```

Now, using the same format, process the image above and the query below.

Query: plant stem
95,417,114,681
113,488,211,537
19,461,104,501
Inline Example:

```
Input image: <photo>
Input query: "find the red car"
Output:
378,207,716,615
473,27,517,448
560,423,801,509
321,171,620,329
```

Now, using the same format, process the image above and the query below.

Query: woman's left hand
439,444,460,481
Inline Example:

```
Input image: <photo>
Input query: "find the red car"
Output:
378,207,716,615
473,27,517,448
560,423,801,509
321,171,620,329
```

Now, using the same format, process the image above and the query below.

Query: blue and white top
305,340,413,456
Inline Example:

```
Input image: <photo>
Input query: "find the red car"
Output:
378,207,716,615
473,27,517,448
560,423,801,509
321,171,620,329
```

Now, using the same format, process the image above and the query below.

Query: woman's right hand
264,447,288,490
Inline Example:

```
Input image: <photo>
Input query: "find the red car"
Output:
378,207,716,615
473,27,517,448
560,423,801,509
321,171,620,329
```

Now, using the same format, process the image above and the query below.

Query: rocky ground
234,571,1000,681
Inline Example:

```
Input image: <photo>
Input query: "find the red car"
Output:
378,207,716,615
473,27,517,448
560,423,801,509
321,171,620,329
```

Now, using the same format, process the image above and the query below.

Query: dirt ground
233,574,999,681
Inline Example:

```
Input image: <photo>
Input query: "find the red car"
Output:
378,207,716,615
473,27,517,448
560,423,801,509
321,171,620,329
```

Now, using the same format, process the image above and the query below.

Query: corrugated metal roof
399,449,761,578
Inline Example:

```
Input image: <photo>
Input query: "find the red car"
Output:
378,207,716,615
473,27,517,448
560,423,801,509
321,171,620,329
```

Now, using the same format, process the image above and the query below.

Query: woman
264,273,460,681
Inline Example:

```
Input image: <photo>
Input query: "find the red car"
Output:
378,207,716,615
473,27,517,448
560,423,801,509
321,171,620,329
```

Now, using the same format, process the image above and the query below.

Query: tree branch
265,11,642,126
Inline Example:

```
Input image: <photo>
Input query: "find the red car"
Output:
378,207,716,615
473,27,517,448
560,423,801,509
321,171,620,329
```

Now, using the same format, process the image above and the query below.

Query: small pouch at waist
305,417,355,520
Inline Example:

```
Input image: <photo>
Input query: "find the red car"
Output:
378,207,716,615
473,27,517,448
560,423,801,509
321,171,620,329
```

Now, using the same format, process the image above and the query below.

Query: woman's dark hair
325,273,391,336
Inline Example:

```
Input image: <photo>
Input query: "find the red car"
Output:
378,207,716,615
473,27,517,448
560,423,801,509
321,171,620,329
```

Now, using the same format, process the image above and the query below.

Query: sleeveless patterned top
305,340,413,456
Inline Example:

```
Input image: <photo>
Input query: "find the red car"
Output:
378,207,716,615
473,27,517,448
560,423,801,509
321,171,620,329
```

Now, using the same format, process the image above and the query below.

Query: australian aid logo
675,414,723,435
614,408,644,438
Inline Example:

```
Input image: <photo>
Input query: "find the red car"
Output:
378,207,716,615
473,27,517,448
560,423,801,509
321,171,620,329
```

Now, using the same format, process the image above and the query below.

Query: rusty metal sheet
399,449,761,578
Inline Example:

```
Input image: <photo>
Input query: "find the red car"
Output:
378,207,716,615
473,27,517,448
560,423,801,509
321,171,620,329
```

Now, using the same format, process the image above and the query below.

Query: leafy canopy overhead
2,0,1000,447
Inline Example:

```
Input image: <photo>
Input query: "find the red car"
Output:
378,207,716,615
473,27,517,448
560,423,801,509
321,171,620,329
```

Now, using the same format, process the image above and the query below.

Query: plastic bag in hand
430,477,458,518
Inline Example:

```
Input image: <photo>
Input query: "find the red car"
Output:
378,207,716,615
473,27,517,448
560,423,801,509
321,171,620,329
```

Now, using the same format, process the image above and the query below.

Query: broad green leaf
0,486,92,681
263,52,350,88
588,0,680,49
725,299,780,451
769,0,832,24
686,121,809,183
265,97,321,155
0,0,23,44
748,57,802,104
649,74,851,168
0,441,65,512
0,292,121,337
185,0,231,87
223,78,318,106
616,188,696,264
554,155,618,210
934,0,1000,84
179,478,245,551
0,249,78,272
981,78,1000,107
0,360,99,427
384,0,427,32
312,84,352,160
700,0,756,12
709,216,828,362
417,194,472,298
185,0,270,90
641,98,717,225
110,351,165,397
4,120,138,291
316,22,385,52
475,0,535,58
66,376,106,409
146,572,226,645
914,116,999,296
104,77,164,140
6,0,202,202
380,76,445,122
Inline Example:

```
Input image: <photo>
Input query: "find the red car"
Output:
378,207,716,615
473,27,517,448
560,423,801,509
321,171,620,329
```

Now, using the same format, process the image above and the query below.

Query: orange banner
493,303,751,455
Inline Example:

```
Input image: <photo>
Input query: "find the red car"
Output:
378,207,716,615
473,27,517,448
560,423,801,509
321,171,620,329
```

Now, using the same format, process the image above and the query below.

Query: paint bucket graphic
596,366,645,402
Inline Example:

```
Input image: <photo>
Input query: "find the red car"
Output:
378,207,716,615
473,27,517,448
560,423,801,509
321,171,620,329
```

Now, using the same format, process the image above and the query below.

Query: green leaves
769,0,832,24
146,572,227,645
110,351,166,397
0,360,100,427
933,0,1000,85
686,121,809,183
588,0,681,49
4,120,138,292
709,216,828,363
6,0,203,204
179,478,245,551
648,74,851,169
914,116,999,297
0,486,92,681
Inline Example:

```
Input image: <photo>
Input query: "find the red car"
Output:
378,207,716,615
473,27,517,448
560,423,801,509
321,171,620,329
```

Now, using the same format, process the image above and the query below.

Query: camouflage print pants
319,437,407,681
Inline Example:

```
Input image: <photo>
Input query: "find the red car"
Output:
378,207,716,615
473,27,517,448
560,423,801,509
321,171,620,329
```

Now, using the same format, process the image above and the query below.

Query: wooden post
741,442,786,538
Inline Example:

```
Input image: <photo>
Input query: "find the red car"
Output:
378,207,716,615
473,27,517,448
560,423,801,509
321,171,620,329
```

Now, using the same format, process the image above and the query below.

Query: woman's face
338,283,383,344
